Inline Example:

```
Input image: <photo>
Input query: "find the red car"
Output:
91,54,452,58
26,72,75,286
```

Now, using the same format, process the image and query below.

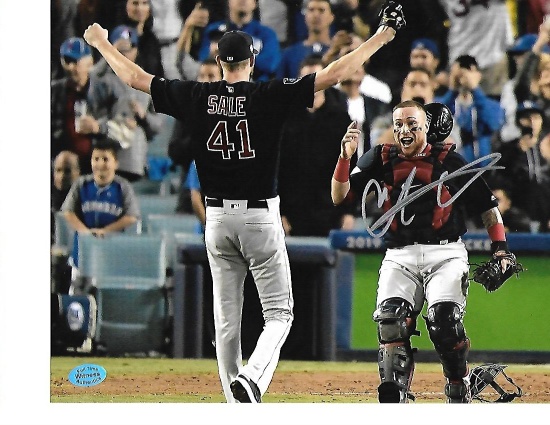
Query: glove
471,250,524,292
425,102,453,144
378,1,406,31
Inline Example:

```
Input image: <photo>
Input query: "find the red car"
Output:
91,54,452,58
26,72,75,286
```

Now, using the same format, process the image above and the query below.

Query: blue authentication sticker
68,364,107,387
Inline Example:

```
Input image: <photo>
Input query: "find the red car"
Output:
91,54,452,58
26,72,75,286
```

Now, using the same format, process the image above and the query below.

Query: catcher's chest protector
380,143,454,234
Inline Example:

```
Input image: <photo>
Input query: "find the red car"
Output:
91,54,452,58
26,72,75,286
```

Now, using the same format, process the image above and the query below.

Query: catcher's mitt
471,251,524,292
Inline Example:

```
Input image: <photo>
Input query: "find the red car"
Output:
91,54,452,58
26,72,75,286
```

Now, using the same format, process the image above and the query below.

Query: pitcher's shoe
230,374,261,403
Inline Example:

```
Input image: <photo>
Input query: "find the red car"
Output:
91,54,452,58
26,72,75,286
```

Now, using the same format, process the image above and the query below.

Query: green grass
51,357,218,376
351,253,550,350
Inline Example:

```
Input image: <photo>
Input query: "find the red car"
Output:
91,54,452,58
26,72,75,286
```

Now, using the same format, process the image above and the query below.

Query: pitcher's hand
84,23,108,49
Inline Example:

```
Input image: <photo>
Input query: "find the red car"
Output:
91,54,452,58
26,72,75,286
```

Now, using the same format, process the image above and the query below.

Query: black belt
205,198,268,209
390,237,459,248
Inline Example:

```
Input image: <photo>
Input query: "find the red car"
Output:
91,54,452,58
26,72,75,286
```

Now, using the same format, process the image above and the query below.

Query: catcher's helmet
425,102,453,145
468,363,523,402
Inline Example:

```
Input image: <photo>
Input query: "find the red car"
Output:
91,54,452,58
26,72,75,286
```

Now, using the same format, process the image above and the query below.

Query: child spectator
62,138,140,294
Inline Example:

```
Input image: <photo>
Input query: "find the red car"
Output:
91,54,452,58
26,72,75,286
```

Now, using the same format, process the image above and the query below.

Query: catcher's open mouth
400,137,414,146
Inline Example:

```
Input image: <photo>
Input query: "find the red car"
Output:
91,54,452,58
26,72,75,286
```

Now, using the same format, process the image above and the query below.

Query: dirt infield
51,369,550,403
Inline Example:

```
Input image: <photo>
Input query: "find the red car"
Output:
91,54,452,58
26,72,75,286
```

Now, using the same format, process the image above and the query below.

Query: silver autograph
361,153,503,237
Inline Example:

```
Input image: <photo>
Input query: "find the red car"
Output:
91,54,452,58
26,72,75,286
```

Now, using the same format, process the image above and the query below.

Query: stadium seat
146,213,201,235
131,178,164,195
77,234,169,355
136,195,179,233
94,277,168,355
53,211,75,254
145,214,202,269
78,233,167,281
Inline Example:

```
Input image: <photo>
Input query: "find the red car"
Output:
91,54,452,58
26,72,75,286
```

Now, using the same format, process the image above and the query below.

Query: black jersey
349,144,498,246
150,75,315,200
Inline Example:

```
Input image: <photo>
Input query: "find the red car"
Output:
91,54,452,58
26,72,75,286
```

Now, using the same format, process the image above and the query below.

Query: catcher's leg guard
425,302,471,403
373,298,419,403
444,376,471,403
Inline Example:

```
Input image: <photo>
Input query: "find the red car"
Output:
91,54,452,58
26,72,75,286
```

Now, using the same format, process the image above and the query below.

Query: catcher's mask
468,363,523,402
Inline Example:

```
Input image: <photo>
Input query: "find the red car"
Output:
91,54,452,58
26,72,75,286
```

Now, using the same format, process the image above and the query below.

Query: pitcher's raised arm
84,23,154,94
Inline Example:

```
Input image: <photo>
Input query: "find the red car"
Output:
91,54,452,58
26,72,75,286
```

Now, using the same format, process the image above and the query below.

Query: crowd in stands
51,0,550,250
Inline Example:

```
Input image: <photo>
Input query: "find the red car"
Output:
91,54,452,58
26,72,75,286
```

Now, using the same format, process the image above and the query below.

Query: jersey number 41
207,120,255,160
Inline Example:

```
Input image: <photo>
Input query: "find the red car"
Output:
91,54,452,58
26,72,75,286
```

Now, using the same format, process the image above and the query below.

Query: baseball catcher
332,99,525,403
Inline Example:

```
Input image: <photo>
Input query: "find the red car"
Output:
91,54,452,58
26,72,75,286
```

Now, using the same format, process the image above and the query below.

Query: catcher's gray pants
204,196,294,403
376,240,470,313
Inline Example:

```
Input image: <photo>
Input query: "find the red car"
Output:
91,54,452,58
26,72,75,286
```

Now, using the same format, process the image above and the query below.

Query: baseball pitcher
84,0,406,404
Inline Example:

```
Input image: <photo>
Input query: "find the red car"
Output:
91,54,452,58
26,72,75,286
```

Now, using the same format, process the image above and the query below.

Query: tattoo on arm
481,207,503,228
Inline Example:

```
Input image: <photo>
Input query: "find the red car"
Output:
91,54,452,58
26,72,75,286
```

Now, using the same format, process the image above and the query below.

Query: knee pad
425,302,469,379
373,298,417,344
425,302,466,351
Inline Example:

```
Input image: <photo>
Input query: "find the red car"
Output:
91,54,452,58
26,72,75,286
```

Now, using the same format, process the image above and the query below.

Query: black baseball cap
217,30,258,63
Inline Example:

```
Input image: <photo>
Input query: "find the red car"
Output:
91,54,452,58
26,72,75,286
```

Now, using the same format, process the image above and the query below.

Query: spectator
409,38,447,97
176,16,223,81
277,0,334,79
492,188,532,233
122,0,165,77
52,0,78,80
338,64,390,156
75,0,127,34
62,138,140,295
438,0,514,99
176,1,210,66
258,0,289,47
98,25,164,182
491,101,550,232
364,0,448,103
197,0,281,81
330,0,360,34
500,33,550,143
514,18,550,138
322,30,392,105
517,0,549,34
149,0,185,79
51,37,124,174
180,0,226,59
438,55,505,166
51,151,81,245
278,56,354,236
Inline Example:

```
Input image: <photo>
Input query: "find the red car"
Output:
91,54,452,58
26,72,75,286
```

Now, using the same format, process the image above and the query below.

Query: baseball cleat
445,377,472,403
377,381,415,403
230,374,261,403
377,381,402,403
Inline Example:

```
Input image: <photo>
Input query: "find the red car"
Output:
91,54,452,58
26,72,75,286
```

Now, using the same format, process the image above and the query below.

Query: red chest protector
380,142,455,234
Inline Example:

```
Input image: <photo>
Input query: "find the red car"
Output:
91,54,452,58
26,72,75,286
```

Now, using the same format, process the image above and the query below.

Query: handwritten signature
361,153,503,238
